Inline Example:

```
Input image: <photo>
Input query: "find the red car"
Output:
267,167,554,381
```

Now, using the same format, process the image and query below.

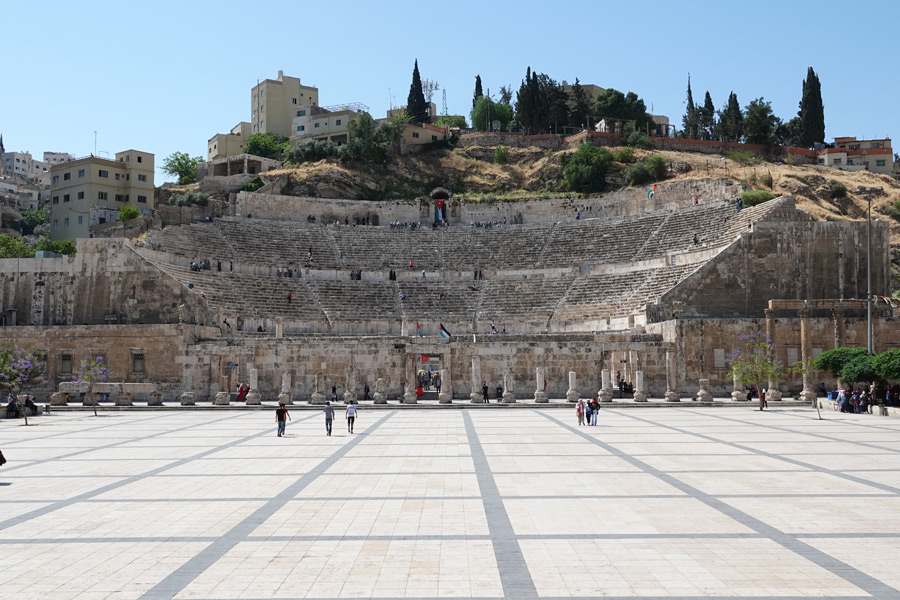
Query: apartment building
817,137,894,175
49,150,154,241
43,151,74,165
208,122,252,160
291,103,367,145
251,70,319,138
1,150,50,184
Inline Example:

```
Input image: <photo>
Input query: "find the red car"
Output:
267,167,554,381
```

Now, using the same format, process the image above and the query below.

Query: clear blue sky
2,0,897,182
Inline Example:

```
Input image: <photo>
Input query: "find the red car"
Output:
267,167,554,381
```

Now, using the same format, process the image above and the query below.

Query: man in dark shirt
323,401,335,436
275,402,290,437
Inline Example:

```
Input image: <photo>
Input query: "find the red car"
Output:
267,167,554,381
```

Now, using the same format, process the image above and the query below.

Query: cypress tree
407,59,429,123
515,67,532,135
798,67,825,147
473,75,483,108
718,92,744,142
699,91,716,140
682,75,699,139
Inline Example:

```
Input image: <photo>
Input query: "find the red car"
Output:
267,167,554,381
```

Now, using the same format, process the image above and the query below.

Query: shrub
285,139,339,164
882,200,900,221
493,145,510,165
241,176,264,192
830,181,847,198
760,171,774,189
171,192,210,206
645,155,668,180
625,155,668,186
741,189,776,207
625,130,654,150
613,146,636,163
563,144,613,193
118,204,141,221
625,162,651,185
727,150,763,165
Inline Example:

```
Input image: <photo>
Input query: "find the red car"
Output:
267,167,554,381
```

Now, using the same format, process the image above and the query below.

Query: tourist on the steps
346,401,357,433
323,401,334,436
481,382,489,403
275,401,290,437
331,384,338,403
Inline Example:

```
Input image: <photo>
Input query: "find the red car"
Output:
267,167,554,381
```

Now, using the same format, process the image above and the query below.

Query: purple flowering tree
73,355,114,416
0,342,45,426
726,332,784,404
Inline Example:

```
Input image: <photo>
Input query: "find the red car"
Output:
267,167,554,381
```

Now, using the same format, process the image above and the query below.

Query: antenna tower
442,90,448,116
422,79,440,103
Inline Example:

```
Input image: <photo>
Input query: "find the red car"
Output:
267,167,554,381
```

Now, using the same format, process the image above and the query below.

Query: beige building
208,122,252,160
817,137,894,174
291,103,368,145
43,151,74,165
2,150,50,184
251,70,319,138
49,150,154,241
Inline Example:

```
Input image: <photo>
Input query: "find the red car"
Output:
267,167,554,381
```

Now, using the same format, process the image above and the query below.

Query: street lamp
867,195,873,354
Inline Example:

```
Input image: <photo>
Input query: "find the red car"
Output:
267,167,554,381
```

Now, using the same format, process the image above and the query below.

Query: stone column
633,370,647,402
502,373,516,403
598,369,613,402
566,371,579,402
832,309,844,349
799,309,816,402
696,379,712,402
731,373,748,401
404,353,418,403
469,356,483,403
344,370,357,403
534,367,548,402
180,392,196,406
147,391,163,406
664,350,680,402
246,368,261,404
275,317,284,339
214,391,230,405
50,392,69,406
310,372,326,404
438,368,452,403
765,308,783,401
278,370,293,405
114,392,133,406
373,377,387,404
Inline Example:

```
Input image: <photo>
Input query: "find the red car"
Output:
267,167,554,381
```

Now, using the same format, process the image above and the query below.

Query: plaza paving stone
0,406,899,599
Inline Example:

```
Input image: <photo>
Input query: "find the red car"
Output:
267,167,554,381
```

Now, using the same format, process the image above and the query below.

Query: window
298,110,306,116
877,160,886,167
115,173,120,180
253,109,257,116
315,122,319,128
64,217,69,227
78,216,83,225
132,352,145,374
115,194,127,202
412,132,420,138
52,196,59,204
63,194,70,202
138,174,147,182
78,169,85,177
77,191,84,199
98,191,108,200
261,120,264,128
292,97,297,104
53,219,58,229
125,155,130,162
260,104,264,112
137,195,147,203
137,156,142,163
60,353,72,375
432,135,437,141
335,119,341,126
833,158,842,165
63,172,70,180
297,125,305,132
713,349,726,369
52,175,59,183
253,125,258,132
99,170,108,178
260,89,264,97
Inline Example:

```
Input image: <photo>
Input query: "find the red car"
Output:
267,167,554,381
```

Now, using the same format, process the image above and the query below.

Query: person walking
481,382,489,403
584,400,593,426
576,399,585,426
332,383,338,403
346,401,357,433
275,402,291,437
324,401,335,436
590,397,600,426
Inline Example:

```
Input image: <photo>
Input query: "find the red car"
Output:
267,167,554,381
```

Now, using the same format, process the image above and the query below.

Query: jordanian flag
439,323,451,340
416,322,424,337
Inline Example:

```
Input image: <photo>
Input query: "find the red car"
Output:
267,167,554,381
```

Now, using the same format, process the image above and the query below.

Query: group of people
277,266,300,278
274,400,357,437
469,220,506,228
389,221,421,230
576,398,601,426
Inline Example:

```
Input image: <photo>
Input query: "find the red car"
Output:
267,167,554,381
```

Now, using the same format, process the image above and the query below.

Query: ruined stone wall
652,220,892,320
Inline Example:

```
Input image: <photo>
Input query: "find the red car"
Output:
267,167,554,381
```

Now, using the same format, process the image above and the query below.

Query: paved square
1,406,899,599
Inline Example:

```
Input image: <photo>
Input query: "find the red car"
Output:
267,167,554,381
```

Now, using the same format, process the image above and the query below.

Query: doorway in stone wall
416,353,442,400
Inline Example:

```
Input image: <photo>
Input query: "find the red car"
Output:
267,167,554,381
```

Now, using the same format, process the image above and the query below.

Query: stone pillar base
767,389,783,401
534,392,548,403
502,392,516,403
246,392,261,405
438,392,452,404
799,390,816,403
147,392,163,406
310,392,326,405
696,391,713,402
373,392,386,404
50,392,68,406
83,392,99,407
180,392,196,406
343,391,357,404
115,393,133,407
598,390,613,403
566,390,579,402
470,393,483,404
731,391,748,401
214,392,230,405
277,393,292,405
664,391,680,402
632,392,647,402
403,392,418,404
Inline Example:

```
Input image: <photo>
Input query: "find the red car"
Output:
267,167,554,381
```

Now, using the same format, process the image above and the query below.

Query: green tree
242,133,289,160
682,75,699,139
342,111,387,163
34,238,76,256
743,97,778,145
841,354,876,388
564,143,613,193
515,67,543,135
546,81,570,133
471,96,513,132
593,88,654,133
717,92,744,142
568,78,592,130
19,206,49,237
118,204,141,221
162,152,203,185
798,67,825,147
434,115,467,129
873,349,900,382
727,332,784,399
473,75,483,108
699,91,717,140
0,233,34,258
72,354,114,416
814,347,869,385
406,59,430,123
498,85,513,106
